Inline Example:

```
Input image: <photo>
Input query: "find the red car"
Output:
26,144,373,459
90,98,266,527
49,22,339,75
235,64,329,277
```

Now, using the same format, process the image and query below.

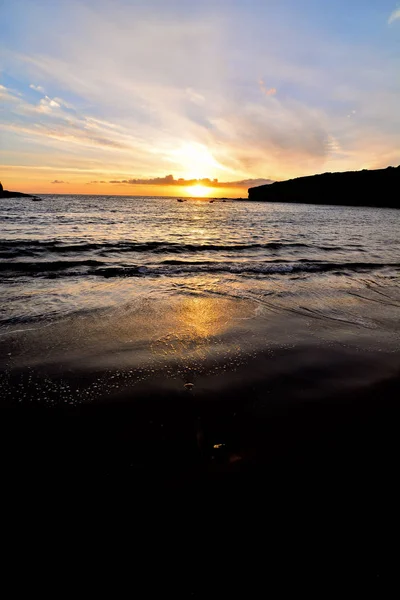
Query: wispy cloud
36,96,61,113
29,83,45,93
51,179,68,184
1,0,399,188
186,88,205,105
0,84,20,103
388,8,400,24
259,79,277,97
0,85,138,151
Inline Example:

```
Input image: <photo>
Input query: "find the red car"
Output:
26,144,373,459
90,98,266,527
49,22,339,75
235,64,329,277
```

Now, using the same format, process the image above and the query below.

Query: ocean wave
0,259,398,278
93,262,400,277
0,259,103,273
0,239,347,257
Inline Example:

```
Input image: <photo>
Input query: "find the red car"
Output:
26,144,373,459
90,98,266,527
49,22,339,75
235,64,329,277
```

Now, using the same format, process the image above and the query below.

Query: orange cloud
105,175,273,188
259,78,277,97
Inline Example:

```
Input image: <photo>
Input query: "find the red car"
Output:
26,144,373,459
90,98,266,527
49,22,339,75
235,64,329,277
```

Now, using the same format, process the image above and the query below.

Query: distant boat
177,199,186,202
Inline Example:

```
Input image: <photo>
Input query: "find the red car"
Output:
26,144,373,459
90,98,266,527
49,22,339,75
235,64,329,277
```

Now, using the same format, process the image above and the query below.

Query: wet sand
1,290,399,487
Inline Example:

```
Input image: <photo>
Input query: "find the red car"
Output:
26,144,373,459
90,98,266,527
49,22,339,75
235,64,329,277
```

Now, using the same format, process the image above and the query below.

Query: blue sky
1,0,399,194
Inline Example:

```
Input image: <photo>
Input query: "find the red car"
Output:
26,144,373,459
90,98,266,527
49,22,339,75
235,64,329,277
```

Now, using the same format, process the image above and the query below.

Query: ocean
0,194,399,489
1,193,399,334
1,194,400,324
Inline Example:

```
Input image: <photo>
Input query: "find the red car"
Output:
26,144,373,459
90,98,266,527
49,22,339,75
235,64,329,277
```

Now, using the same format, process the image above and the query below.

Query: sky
1,0,399,197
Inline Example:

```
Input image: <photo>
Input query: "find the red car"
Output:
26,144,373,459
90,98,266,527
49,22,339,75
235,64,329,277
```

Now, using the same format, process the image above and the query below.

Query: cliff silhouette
248,166,400,208
0,181,40,200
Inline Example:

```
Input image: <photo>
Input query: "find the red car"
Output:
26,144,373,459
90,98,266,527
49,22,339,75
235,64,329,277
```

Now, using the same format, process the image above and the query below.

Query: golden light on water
149,296,252,361
190,184,209,197
178,297,224,339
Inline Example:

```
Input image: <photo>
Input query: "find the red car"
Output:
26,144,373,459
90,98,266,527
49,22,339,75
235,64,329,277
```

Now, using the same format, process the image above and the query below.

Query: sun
190,184,209,197
170,143,222,179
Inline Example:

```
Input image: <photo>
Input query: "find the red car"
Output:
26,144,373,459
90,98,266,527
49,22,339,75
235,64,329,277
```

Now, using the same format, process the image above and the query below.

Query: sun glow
189,184,210,197
171,143,223,179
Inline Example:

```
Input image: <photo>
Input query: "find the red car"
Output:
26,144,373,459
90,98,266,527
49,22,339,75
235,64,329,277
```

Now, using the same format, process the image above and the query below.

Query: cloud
0,84,20,103
29,84,45,93
388,8,400,24
2,1,400,182
36,96,61,113
259,79,277,97
232,178,274,188
207,96,334,178
186,88,205,104
110,175,176,185
20,94,72,114
0,88,134,151
106,175,273,188
1,120,130,151
51,180,68,184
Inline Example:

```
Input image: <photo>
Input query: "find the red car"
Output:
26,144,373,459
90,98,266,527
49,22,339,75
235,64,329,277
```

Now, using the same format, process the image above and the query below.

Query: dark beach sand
2,336,399,488
1,299,399,589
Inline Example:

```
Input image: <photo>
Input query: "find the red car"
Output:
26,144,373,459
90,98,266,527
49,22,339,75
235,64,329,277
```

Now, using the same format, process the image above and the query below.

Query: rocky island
248,165,400,208
0,181,41,200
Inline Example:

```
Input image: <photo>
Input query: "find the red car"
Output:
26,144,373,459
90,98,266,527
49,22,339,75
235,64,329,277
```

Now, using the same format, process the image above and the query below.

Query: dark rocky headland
248,165,400,208
0,181,40,200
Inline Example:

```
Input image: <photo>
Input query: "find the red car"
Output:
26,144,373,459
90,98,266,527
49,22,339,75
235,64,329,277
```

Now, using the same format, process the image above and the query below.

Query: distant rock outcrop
248,166,400,208
0,181,41,200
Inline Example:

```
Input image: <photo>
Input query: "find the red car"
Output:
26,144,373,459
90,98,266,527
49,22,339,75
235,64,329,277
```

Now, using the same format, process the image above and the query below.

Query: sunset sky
1,0,399,197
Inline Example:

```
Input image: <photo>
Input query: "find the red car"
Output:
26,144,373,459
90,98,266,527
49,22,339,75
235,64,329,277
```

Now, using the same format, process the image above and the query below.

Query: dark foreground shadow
1,373,399,490
1,374,399,591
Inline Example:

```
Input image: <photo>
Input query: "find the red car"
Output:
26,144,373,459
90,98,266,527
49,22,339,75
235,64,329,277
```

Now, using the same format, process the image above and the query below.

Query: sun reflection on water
149,295,251,363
